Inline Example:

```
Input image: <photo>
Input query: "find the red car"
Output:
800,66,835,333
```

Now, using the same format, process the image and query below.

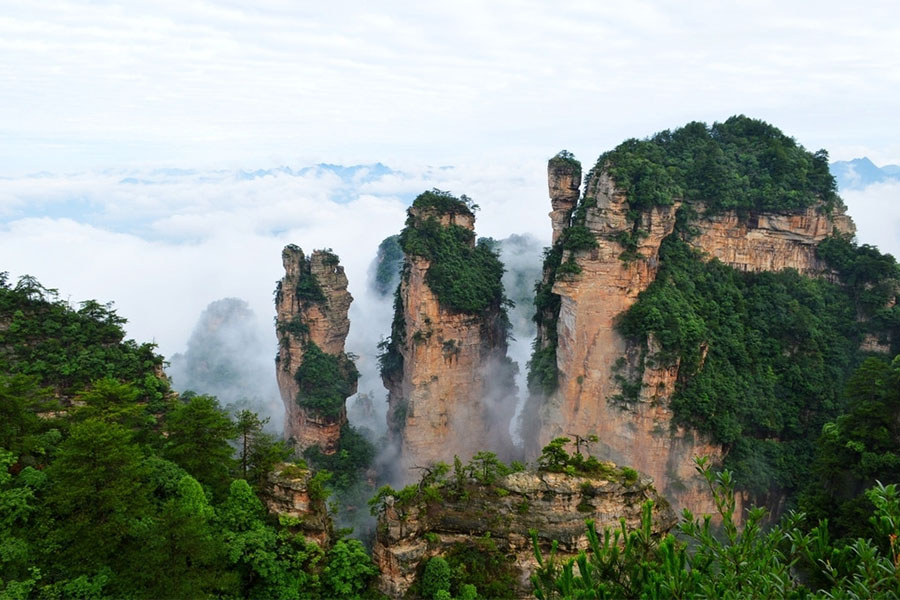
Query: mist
3,160,898,479
496,233,545,445
167,298,283,432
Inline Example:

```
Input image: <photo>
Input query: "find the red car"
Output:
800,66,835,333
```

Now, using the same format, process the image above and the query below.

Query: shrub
421,556,451,599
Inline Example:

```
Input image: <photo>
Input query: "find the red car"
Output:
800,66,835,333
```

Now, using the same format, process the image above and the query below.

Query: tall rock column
275,245,357,453
548,151,582,245
380,190,516,479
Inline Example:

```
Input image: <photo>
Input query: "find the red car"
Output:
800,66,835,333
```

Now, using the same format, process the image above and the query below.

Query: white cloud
0,161,550,359
842,181,900,259
1,1,899,172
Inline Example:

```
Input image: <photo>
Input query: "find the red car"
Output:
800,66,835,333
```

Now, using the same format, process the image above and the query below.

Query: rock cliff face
264,463,332,547
548,156,582,245
373,466,676,598
527,163,856,515
382,197,515,479
275,245,355,452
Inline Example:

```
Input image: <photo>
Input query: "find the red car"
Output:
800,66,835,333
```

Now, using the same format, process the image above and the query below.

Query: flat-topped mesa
372,462,677,598
380,190,516,480
275,246,357,453
525,120,861,518
548,151,583,245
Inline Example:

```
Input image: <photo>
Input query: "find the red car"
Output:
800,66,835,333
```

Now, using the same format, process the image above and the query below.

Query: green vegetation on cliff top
0,272,165,399
590,114,840,214
530,117,900,507
399,189,507,315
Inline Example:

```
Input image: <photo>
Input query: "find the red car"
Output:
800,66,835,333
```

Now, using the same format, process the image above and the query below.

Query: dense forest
0,274,379,599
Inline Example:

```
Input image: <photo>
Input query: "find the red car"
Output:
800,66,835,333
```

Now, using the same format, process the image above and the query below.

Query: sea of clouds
2,159,898,431
0,160,551,429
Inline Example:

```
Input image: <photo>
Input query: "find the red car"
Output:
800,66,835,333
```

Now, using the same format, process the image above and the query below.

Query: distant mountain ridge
831,157,900,191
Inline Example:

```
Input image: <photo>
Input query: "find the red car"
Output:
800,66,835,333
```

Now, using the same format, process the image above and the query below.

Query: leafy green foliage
377,282,406,382
303,424,375,492
549,149,581,171
163,393,237,498
528,246,564,396
410,188,478,215
817,236,900,351
280,244,327,304
235,410,292,491
294,342,359,419
399,190,507,315
802,355,900,541
44,419,153,580
0,448,44,591
537,437,625,480
0,273,166,397
0,374,59,465
218,478,327,599
531,459,900,599
619,235,866,496
322,538,379,599
422,556,452,599
0,272,382,599
591,115,840,215
466,450,511,485
444,534,517,599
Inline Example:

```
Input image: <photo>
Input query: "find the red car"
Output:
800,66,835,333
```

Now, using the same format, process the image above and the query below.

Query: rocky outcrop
264,463,332,546
528,162,856,516
275,245,356,452
690,203,855,275
382,196,516,480
373,466,676,598
548,155,582,245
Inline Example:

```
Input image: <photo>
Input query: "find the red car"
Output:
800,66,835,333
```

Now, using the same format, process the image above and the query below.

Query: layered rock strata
548,155,582,245
275,245,355,452
383,200,515,479
528,162,856,515
373,466,677,598
264,463,332,546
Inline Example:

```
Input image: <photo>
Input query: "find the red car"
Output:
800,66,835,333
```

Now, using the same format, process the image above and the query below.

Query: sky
1,1,899,409
2,0,900,173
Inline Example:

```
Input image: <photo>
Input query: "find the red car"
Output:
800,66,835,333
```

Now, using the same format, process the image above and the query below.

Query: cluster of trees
294,342,360,420
591,115,840,215
618,232,899,502
398,189,507,315
532,459,900,599
0,274,380,599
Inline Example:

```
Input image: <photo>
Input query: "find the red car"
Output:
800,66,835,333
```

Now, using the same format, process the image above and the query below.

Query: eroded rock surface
527,162,856,516
275,246,355,452
264,463,332,547
373,466,676,598
383,201,516,479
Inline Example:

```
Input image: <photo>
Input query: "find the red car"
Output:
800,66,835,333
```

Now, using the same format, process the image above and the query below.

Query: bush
531,459,900,599
421,556,451,599
293,343,358,419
